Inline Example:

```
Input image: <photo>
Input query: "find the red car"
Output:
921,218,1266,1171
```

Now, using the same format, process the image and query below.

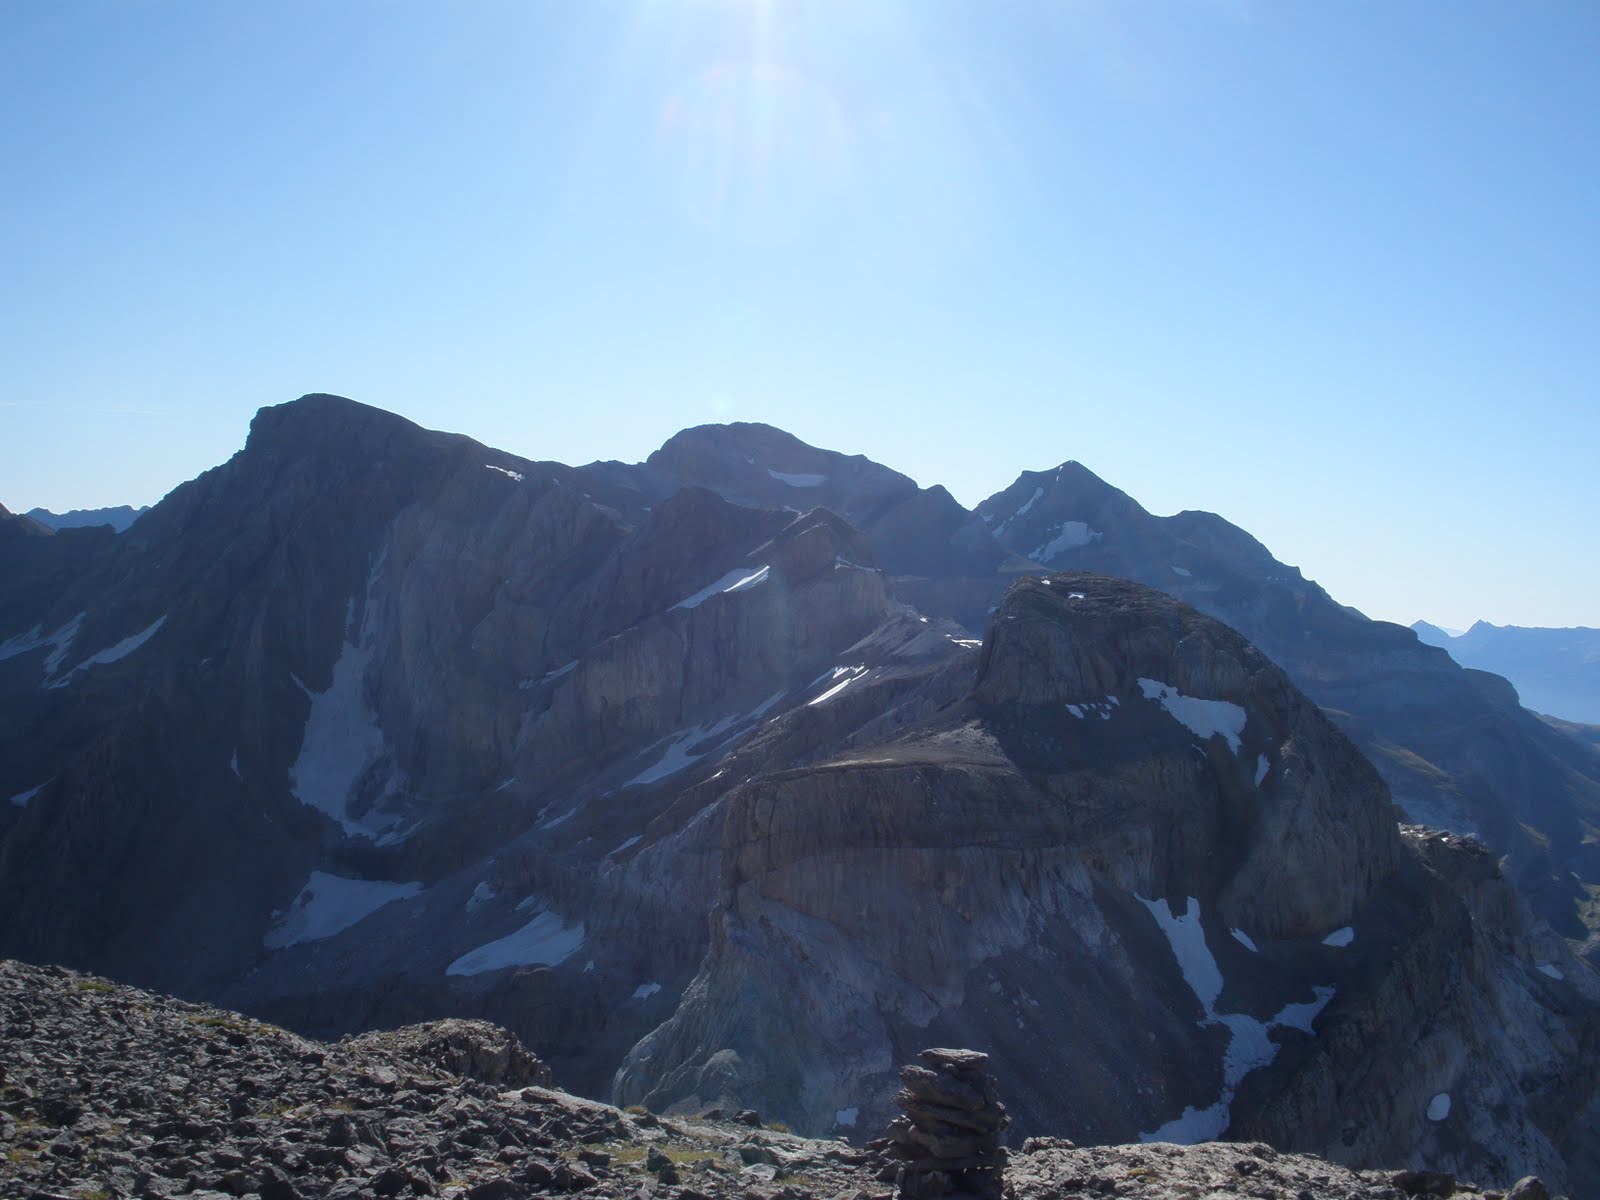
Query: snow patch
809,664,869,707
1427,1093,1451,1121
290,637,392,836
1254,755,1270,786
1139,895,1222,1011
1322,926,1355,948
1142,1100,1230,1145
466,882,498,912
447,910,585,976
8,781,49,808
522,661,577,689
673,565,771,610
265,872,422,949
485,464,525,481
993,487,1044,536
1066,698,1117,721
1028,521,1101,562
1272,986,1336,1033
230,751,243,781
1137,678,1247,755
768,468,827,487
1231,929,1258,953
2,613,87,686
45,615,166,686
625,713,741,787
632,981,662,1000
1137,895,1335,1144
1172,566,1193,578
612,835,643,856
835,1107,859,1128
1537,963,1565,980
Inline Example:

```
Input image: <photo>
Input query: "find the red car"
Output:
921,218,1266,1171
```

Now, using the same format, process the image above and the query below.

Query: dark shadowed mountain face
1414,619,1600,725
1,395,1597,1194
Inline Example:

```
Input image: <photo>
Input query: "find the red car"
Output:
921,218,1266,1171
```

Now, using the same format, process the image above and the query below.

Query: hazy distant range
1414,620,1600,725
25,505,147,533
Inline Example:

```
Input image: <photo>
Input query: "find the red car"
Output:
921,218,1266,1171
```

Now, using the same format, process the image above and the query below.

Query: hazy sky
3,1,1597,630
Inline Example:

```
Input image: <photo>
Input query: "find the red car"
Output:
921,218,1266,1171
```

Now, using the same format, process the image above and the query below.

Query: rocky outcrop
2,959,1564,1200
614,574,1600,1196
974,462,1600,943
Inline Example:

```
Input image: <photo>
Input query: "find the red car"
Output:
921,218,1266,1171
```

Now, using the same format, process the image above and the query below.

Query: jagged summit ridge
2,396,1598,1195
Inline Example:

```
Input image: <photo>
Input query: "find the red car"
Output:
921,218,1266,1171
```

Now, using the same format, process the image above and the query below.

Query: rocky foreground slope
0,960,1560,1200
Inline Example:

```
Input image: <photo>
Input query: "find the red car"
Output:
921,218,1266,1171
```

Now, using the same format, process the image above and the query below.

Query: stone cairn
871,1047,1009,1200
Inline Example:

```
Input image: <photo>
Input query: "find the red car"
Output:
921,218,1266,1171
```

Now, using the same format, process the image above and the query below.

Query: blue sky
2,1,1596,630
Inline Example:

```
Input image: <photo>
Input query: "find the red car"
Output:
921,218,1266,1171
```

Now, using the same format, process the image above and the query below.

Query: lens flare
658,61,850,243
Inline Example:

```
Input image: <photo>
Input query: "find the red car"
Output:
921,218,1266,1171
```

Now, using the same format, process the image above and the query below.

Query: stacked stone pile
874,1048,1009,1200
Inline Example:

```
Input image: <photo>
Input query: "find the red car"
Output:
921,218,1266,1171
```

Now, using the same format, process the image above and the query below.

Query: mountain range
2,395,1597,1194
1413,620,1600,726
24,503,149,533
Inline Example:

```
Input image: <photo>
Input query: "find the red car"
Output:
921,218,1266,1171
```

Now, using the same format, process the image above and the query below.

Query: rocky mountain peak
0,502,52,540
645,422,919,527
973,571,1403,937
244,392,459,465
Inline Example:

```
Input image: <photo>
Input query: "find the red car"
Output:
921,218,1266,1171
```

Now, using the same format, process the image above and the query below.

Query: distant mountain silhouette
1412,619,1600,724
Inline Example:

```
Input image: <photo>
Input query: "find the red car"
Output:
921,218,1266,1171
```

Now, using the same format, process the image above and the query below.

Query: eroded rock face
614,574,1600,1196
973,463,1600,944
2,398,1597,1196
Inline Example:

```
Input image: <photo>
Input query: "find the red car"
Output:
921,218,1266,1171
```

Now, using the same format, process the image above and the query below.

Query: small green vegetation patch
74,979,114,994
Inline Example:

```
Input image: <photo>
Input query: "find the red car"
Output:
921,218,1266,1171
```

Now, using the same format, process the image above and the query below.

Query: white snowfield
993,487,1044,536
672,565,771,611
766,468,827,487
1538,962,1565,980
1137,678,1248,755
1427,1093,1452,1121
47,616,167,687
810,664,869,707
447,910,585,976
1321,926,1355,948
1137,895,1336,1144
484,464,525,481
1029,521,1102,561
0,614,82,667
631,981,662,1000
1,611,166,689
290,638,392,837
619,691,788,793
265,872,422,949
624,714,741,788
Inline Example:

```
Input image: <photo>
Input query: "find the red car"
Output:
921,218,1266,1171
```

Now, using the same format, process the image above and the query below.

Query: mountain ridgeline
1,396,1597,1194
